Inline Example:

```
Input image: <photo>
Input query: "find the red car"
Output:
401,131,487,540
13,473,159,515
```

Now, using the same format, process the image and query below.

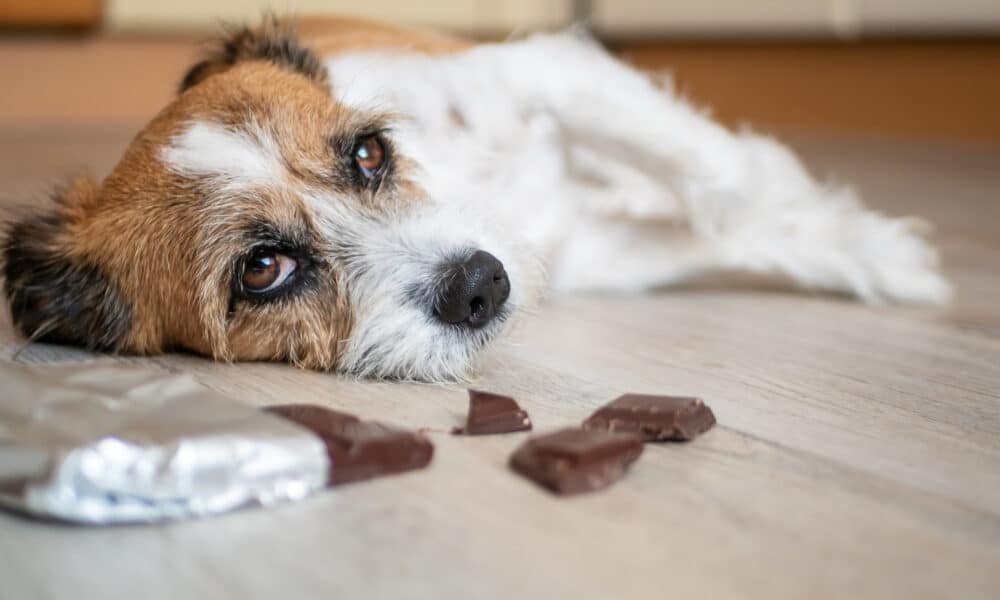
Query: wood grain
0,127,998,599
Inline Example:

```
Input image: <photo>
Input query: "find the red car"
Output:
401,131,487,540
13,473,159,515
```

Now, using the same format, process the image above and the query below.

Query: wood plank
0,0,101,27
618,39,1000,144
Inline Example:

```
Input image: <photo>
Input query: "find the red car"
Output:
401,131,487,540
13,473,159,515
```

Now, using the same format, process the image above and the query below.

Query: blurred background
0,0,998,144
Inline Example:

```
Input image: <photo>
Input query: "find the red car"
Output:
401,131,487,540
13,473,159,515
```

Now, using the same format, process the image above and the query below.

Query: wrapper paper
0,362,329,524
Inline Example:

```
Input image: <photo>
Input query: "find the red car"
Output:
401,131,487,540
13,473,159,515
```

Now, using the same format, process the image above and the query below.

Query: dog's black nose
435,251,510,328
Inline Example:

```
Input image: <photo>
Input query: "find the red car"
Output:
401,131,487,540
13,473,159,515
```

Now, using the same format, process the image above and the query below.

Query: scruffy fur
2,16,950,381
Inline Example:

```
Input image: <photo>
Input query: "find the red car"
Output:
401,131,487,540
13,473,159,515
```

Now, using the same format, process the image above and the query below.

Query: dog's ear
179,17,328,92
2,179,132,351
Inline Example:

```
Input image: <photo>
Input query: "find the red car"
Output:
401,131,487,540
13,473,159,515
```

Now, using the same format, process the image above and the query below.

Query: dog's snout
435,251,510,328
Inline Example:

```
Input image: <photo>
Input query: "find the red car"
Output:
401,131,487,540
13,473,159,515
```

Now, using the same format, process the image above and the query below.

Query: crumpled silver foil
0,362,329,524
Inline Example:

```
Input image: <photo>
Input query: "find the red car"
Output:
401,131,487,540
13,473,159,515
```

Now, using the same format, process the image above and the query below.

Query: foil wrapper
0,362,329,524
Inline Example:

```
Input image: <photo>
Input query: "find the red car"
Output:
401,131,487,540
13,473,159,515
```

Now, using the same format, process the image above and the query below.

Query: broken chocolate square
265,404,434,485
509,428,643,495
582,394,716,441
453,390,532,435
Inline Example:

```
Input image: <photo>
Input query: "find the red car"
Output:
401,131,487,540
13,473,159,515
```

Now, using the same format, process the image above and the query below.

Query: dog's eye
242,250,297,293
354,136,385,179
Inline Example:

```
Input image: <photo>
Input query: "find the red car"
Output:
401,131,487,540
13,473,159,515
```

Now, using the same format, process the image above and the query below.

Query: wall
106,0,1000,36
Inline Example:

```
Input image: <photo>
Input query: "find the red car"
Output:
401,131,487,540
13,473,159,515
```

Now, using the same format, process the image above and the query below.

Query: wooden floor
1,131,1000,596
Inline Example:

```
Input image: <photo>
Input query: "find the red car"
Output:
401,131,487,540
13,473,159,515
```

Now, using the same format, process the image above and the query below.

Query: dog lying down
1,16,950,381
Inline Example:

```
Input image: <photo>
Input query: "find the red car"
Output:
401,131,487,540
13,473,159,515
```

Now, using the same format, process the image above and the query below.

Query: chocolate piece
454,390,532,435
582,394,716,441
265,404,433,485
509,428,643,495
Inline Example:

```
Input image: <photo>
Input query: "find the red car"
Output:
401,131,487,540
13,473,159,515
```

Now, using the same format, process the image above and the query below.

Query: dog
2,16,950,380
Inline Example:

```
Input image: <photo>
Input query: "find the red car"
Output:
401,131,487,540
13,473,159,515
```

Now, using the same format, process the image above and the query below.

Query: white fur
325,31,951,306
161,120,285,188
301,189,542,381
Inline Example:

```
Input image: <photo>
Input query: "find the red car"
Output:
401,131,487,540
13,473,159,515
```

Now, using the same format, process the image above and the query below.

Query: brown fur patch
4,16,444,371
3,178,133,351
89,62,377,368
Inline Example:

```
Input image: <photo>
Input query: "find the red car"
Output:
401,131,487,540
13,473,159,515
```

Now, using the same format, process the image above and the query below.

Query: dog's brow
329,116,393,157
161,120,285,185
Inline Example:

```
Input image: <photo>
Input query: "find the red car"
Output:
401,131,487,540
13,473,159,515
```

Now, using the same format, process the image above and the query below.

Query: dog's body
2,16,949,380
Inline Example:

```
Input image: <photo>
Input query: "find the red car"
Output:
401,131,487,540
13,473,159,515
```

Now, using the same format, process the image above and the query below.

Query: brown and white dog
2,16,949,380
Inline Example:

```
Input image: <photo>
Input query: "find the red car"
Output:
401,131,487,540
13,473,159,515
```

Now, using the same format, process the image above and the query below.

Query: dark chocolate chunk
582,394,716,441
265,404,433,485
265,403,359,430
454,390,532,435
509,428,643,496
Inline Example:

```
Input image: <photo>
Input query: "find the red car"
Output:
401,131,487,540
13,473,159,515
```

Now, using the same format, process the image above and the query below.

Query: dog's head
3,21,536,380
